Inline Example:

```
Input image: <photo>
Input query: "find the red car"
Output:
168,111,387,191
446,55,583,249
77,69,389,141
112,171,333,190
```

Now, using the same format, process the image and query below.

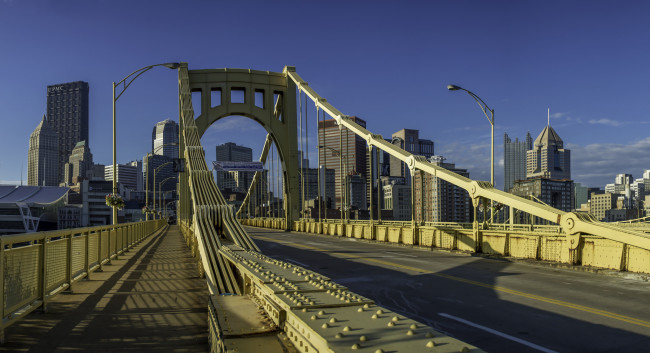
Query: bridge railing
242,217,650,274
0,220,166,342
285,68,650,257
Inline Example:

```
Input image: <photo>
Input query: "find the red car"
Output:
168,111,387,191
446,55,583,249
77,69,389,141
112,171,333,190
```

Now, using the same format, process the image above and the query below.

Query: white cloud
588,118,621,127
0,180,21,185
548,111,583,125
568,137,650,187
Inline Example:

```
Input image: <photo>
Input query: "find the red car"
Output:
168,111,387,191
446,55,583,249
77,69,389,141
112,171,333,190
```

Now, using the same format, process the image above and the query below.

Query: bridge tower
187,65,299,228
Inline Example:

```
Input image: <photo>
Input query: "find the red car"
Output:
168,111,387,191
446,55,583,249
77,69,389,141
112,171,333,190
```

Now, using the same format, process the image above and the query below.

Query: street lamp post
447,84,495,222
153,161,173,219
145,142,178,220
112,62,179,225
319,145,354,223
158,177,177,215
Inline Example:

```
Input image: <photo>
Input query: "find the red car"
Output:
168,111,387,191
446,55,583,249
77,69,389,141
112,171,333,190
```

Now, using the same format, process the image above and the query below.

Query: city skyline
2,1,650,189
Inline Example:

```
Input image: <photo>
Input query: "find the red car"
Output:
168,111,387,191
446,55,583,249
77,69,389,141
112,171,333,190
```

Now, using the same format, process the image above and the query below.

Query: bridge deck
1,225,208,353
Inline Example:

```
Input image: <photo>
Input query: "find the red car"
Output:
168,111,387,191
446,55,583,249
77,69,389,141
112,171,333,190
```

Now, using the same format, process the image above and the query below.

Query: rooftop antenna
547,108,550,126
20,162,24,186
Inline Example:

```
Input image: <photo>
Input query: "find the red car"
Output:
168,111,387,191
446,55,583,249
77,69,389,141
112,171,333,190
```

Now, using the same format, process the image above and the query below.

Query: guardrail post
85,229,90,280
108,226,115,262
66,232,72,293
97,230,103,272
40,236,48,313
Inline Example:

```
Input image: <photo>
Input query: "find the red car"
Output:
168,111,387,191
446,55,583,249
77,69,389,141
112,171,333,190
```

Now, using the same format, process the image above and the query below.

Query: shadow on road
249,228,650,353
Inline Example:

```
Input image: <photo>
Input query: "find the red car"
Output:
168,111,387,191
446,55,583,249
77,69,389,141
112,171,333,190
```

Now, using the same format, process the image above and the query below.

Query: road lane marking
254,234,650,329
439,313,559,353
385,251,417,258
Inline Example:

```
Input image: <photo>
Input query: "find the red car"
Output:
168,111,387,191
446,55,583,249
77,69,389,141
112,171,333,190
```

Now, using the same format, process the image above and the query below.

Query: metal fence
0,219,166,342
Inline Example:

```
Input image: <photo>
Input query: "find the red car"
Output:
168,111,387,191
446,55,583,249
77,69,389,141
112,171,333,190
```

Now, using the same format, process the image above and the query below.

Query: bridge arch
188,67,299,226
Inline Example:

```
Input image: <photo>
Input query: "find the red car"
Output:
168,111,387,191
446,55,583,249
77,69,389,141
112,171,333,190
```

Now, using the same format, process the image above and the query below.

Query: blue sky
1,0,650,189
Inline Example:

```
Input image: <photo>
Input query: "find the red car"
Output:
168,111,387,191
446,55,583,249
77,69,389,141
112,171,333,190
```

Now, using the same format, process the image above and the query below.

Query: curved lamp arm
447,85,494,125
115,62,180,101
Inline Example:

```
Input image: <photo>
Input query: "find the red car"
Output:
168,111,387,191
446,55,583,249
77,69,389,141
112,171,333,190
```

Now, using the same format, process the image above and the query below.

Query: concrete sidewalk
1,225,209,353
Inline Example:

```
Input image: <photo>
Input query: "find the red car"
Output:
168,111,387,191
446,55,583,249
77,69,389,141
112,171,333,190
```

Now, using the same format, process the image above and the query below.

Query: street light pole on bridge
112,62,180,225
447,84,495,222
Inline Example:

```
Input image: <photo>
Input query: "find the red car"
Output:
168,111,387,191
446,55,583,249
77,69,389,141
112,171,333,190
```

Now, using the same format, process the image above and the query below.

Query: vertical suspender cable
304,92,309,221
271,144,274,219
277,145,280,220
339,122,343,223
318,106,324,222
266,146,271,219
376,147,381,223
299,88,304,219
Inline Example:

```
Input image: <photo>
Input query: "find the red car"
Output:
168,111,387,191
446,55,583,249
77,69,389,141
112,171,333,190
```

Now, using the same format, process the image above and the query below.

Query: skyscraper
389,129,434,183
215,142,255,193
526,124,570,180
503,132,532,191
152,119,179,158
46,81,89,184
63,140,93,185
318,116,367,209
216,142,253,162
105,163,140,191
414,156,471,223
27,115,59,186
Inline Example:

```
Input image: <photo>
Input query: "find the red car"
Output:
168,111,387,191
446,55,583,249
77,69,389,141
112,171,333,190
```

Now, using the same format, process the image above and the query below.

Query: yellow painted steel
286,70,650,252
0,220,166,343
279,69,650,274
176,64,489,352
247,218,650,274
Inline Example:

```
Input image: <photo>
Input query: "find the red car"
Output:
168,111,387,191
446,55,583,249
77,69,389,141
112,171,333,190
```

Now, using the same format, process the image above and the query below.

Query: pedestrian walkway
1,225,209,353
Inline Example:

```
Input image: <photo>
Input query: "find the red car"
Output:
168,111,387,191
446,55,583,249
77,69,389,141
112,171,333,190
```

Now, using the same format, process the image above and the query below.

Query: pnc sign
47,86,65,93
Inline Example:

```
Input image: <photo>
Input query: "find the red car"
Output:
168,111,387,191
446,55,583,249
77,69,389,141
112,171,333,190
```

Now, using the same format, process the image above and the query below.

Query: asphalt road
246,226,650,353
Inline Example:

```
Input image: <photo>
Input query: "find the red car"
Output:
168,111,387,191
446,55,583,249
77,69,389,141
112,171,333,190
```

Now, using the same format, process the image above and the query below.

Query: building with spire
511,118,574,222
526,122,571,180
28,115,59,186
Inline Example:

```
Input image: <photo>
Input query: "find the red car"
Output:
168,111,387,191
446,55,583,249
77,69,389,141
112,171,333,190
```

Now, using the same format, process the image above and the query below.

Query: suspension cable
299,88,304,219
304,91,310,220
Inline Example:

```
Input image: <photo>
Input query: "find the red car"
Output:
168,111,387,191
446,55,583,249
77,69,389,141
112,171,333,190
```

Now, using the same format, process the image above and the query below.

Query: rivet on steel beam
410,323,418,329
406,329,414,336
318,310,325,315
376,309,383,315
343,326,351,332
364,304,370,309
375,350,385,353
360,335,367,342
335,333,343,339
357,307,364,312
302,308,307,313
310,315,317,320
322,323,329,329
387,322,395,327
371,314,378,319
426,341,435,348
460,347,470,352
352,344,360,350
329,317,337,323
392,316,399,322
